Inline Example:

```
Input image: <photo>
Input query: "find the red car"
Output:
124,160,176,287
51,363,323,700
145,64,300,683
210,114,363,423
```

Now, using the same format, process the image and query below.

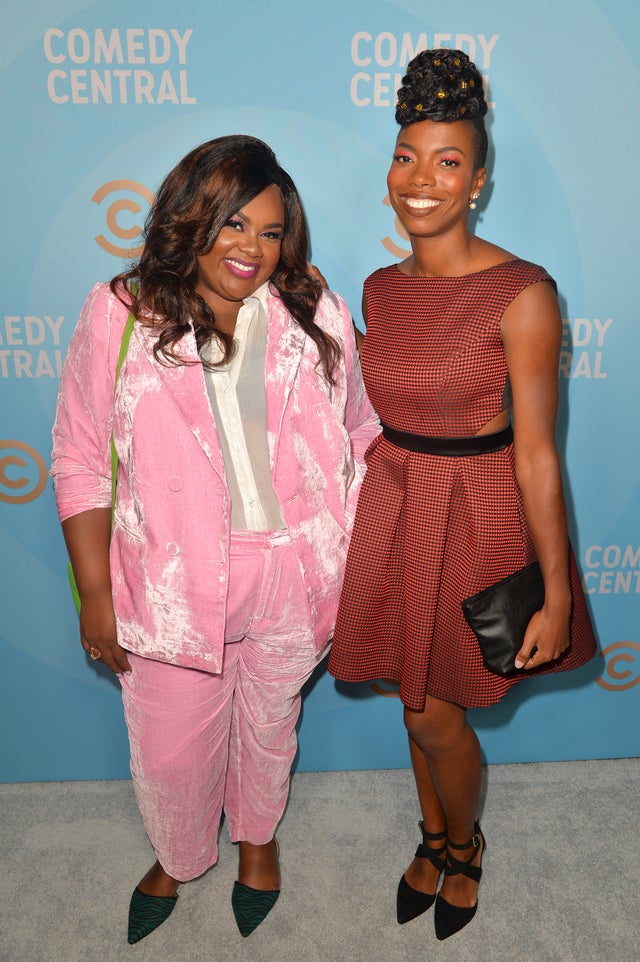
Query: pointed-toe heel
434,822,485,941
396,822,447,924
231,882,279,937
127,886,178,944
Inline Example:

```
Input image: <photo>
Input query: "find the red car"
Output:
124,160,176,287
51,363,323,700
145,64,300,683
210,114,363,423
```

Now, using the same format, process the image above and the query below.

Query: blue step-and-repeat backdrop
1,0,638,781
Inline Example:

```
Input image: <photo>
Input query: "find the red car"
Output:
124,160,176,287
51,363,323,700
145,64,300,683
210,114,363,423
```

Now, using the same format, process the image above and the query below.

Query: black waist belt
380,422,513,456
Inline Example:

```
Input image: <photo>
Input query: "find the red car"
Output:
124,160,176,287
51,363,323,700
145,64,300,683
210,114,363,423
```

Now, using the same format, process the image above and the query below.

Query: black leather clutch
461,562,545,675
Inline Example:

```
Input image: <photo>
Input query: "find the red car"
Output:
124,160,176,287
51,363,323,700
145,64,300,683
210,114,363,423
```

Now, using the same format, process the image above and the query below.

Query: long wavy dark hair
111,135,339,381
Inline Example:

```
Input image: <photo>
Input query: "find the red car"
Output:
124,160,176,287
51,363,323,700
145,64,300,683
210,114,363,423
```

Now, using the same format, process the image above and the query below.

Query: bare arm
62,508,131,673
501,280,571,670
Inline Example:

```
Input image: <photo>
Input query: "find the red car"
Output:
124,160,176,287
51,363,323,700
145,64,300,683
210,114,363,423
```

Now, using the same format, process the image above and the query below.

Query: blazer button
165,542,180,556
168,475,183,492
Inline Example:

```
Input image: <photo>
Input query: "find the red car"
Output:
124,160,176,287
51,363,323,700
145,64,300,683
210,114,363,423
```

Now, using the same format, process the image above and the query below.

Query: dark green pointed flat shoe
231,881,279,937
127,886,178,944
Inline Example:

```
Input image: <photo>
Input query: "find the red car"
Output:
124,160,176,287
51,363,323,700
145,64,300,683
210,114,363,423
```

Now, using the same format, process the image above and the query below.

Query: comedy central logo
596,641,640,692
381,194,410,259
0,440,48,504
93,179,155,258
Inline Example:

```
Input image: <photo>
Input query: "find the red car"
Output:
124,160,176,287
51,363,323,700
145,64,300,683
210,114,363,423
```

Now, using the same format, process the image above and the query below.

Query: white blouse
200,283,286,531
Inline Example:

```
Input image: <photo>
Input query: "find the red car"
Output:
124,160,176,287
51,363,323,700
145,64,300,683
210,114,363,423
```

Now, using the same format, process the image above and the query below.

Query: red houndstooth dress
328,259,597,710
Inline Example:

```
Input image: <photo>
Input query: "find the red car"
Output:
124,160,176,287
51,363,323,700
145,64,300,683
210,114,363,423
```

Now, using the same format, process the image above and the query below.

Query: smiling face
196,183,285,320
386,119,486,243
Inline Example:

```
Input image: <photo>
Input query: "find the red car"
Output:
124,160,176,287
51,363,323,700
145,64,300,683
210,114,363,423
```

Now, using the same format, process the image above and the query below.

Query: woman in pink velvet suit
51,135,378,944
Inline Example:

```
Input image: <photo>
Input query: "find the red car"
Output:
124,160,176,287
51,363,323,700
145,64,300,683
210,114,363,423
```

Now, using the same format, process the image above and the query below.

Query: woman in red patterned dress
328,50,596,940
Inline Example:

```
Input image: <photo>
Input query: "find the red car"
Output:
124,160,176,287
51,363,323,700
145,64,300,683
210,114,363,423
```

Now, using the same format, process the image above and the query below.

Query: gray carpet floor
1,760,638,962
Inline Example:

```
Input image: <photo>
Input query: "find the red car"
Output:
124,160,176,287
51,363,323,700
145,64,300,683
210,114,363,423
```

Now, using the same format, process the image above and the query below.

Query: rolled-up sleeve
51,283,126,522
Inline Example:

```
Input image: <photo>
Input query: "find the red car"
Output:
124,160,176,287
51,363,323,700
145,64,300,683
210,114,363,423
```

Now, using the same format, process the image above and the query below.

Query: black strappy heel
434,822,485,940
396,822,447,924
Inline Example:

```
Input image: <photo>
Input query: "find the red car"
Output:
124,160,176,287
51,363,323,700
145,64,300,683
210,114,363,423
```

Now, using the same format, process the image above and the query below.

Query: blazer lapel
265,291,305,465
133,322,227,481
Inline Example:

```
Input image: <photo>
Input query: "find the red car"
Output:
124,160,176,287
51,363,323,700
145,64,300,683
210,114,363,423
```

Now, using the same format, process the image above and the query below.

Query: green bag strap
110,309,135,511
68,298,136,615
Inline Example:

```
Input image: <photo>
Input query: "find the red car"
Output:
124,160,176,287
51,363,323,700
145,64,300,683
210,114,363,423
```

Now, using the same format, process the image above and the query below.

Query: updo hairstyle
395,49,488,168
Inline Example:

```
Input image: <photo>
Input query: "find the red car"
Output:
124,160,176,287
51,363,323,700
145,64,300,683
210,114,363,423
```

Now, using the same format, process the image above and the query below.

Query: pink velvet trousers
119,530,320,881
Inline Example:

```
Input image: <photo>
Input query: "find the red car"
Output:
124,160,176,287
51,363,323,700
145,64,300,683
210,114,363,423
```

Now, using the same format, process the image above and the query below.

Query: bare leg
402,735,447,895
137,860,180,897
404,695,483,908
238,839,280,890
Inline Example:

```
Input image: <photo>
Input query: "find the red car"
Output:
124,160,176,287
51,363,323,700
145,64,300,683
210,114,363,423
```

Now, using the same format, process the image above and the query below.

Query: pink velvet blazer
51,283,379,671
